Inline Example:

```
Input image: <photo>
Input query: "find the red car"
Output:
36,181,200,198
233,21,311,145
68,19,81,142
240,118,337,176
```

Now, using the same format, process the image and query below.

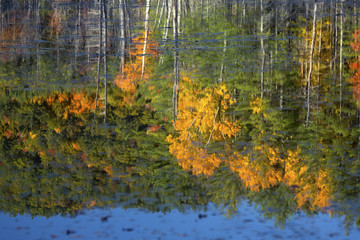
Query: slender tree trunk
160,0,170,63
317,18,322,112
173,0,179,122
333,1,338,86
0,0,3,33
339,0,344,120
75,0,81,69
155,0,161,19
201,0,203,25
177,0,181,33
156,0,165,30
260,0,265,98
241,0,246,27
124,0,132,60
142,0,151,78
354,0,358,27
329,0,334,71
218,31,227,83
94,0,103,119
104,0,108,123
119,0,126,72
306,2,317,127
163,0,170,39
275,2,278,54
206,0,209,22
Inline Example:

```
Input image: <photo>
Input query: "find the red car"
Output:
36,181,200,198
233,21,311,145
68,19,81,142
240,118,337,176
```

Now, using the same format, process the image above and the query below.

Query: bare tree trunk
75,0,82,70
354,0,358,27
142,0,151,78
241,0,246,27
124,0,132,59
201,0,203,25
260,0,265,99
119,0,126,72
36,0,40,81
218,31,227,83
0,0,3,33
160,0,171,63
156,0,165,30
317,17,322,112
306,2,317,127
206,0,209,21
173,0,179,122
333,1,338,86
339,0,344,120
104,0,108,123
95,0,103,119
178,0,181,33
155,0,161,19
275,1,278,54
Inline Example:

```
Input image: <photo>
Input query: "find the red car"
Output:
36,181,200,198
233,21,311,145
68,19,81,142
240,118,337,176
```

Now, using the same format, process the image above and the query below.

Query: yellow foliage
283,147,331,211
166,76,239,176
54,128,61,134
104,165,113,176
114,31,158,102
229,145,331,211
229,145,283,191
250,97,262,114
29,132,37,139
298,19,332,85
72,142,80,151
89,200,96,207
167,134,222,176
175,78,239,140
30,91,99,119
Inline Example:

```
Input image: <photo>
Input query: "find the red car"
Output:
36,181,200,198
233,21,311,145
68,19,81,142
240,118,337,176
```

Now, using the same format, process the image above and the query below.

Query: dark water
0,0,360,239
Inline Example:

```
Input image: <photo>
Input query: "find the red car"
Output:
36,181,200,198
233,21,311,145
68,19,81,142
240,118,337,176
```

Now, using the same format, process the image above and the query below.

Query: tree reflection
0,0,360,236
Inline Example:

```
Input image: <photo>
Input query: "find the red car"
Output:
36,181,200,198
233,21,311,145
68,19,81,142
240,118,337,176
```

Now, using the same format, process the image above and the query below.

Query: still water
0,0,360,239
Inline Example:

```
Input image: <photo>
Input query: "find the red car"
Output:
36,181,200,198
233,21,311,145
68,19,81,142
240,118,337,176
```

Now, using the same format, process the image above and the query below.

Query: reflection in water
350,30,360,108
1,0,360,237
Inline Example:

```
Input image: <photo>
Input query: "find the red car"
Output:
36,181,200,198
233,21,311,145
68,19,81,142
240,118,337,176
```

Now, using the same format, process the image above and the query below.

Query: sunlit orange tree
349,30,360,108
114,32,158,106
166,75,239,176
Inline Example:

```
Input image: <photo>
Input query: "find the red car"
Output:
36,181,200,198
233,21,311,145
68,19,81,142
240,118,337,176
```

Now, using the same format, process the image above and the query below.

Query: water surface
0,0,360,239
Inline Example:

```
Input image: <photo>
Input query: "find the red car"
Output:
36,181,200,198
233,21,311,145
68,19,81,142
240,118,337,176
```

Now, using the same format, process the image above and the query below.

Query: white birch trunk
141,0,151,78
306,2,317,126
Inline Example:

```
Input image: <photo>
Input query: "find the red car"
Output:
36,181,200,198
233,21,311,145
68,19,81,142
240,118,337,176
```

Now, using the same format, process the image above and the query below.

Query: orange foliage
104,165,113,176
229,146,283,191
72,142,80,151
54,128,62,134
166,134,222,176
31,91,100,120
5,130,12,139
114,32,158,106
29,132,37,139
166,76,239,176
89,200,97,207
298,20,332,85
283,147,331,211
250,97,262,114
349,30,360,108
146,125,161,134
175,76,239,139
229,145,331,211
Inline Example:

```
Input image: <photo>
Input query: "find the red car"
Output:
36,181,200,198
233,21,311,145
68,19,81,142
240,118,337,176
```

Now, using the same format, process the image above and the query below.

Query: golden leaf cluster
114,31,158,105
350,30,360,108
166,77,239,176
30,91,99,120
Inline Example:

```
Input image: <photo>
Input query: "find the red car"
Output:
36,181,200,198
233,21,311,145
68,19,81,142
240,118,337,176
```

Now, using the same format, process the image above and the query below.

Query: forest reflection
0,0,360,236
